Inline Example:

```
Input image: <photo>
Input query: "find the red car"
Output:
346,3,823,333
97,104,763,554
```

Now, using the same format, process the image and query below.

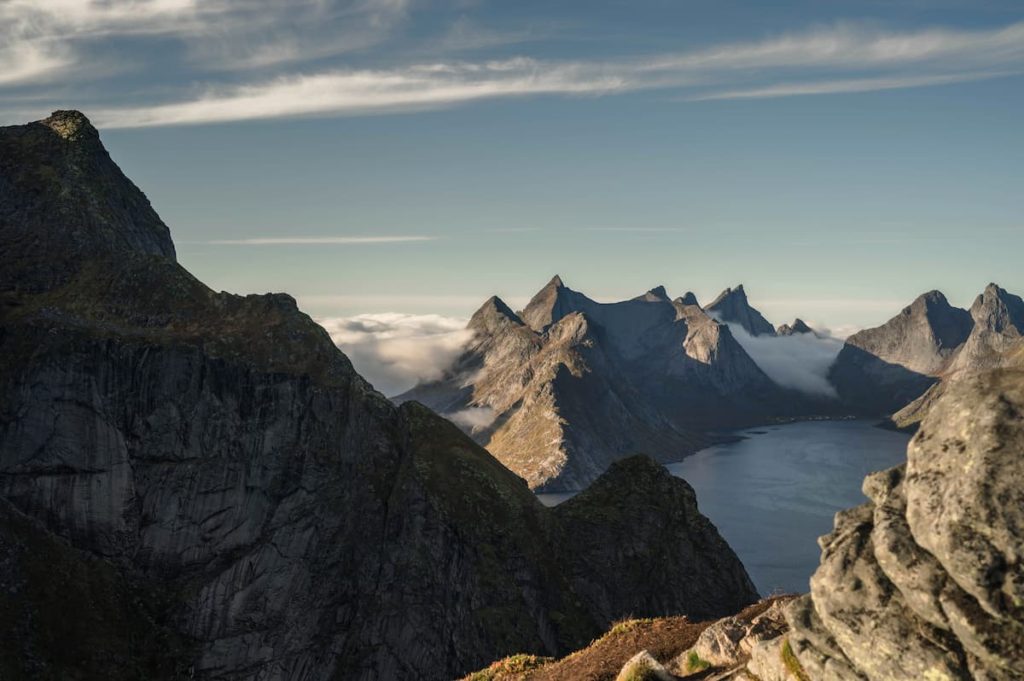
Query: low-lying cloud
318,312,470,396
716,319,844,398
445,406,497,432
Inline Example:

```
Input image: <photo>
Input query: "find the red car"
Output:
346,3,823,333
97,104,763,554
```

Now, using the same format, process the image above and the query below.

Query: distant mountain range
400,278,1024,491
397,277,839,491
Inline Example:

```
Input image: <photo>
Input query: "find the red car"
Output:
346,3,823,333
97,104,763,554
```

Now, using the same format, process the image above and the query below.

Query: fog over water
540,419,911,596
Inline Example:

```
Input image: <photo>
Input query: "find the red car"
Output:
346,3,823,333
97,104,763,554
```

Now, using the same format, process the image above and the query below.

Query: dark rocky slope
0,111,757,680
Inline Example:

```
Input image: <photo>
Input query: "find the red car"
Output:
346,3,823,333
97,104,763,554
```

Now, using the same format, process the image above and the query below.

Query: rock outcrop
706,285,777,336
399,279,832,491
0,112,759,680
687,369,1024,680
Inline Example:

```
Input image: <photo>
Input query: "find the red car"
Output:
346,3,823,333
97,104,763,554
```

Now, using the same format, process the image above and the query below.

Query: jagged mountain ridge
830,285,1024,420
399,277,835,492
0,111,758,680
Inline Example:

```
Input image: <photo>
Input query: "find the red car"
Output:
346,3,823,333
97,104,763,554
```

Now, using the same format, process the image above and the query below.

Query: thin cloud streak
79,20,1024,127
207,235,436,245
689,70,1017,101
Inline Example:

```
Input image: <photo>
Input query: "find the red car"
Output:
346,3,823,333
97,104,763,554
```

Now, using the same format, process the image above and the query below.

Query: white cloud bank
318,312,470,396
716,319,845,398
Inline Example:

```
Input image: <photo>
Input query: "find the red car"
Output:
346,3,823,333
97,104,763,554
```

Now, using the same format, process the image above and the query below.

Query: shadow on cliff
828,345,936,415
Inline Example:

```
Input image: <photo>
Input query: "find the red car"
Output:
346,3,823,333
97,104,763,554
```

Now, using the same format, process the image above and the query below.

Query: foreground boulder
0,111,756,680
730,369,1024,680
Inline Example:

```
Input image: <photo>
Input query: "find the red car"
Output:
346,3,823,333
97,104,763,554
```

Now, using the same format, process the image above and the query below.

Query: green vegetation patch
685,649,711,672
781,638,811,681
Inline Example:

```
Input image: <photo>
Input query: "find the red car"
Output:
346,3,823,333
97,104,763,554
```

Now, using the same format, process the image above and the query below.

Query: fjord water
539,419,911,596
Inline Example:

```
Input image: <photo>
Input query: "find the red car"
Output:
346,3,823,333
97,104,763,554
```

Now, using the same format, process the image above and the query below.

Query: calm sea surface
538,419,911,596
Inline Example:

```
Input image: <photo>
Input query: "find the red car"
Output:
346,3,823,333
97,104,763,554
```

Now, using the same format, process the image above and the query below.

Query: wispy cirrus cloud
0,0,410,86
1,8,1023,126
687,70,1014,101
90,20,1024,128
206,235,436,245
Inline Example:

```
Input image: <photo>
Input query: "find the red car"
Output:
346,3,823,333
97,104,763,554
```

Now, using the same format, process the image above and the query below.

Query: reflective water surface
539,419,911,596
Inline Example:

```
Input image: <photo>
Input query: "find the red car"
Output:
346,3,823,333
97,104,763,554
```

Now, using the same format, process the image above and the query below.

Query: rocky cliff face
0,112,758,680
399,278,826,491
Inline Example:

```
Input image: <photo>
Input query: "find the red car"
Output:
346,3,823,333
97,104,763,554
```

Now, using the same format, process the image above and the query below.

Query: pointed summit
633,285,670,303
1,110,176,293
42,110,101,143
469,295,524,334
676,292,700,308
520,275,591,332
706,285,776,336
777,318,813,336
970,283,1024,334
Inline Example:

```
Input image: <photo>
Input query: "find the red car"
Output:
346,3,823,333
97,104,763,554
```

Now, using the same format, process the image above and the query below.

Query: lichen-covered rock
688,617,747,667
781,369,1024,680
691,369,1024,681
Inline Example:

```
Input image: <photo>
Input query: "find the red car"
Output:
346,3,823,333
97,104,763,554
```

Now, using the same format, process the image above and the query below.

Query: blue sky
2,0,1022,335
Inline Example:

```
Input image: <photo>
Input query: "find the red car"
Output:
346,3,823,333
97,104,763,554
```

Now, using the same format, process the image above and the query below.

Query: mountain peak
677,291,700,307
777,318,813,335
520,275,587,331
633,285,670,303
971,283,1024,334
706,285,775,336
41,110,98,142
1,111,177,293
469,295,524,333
